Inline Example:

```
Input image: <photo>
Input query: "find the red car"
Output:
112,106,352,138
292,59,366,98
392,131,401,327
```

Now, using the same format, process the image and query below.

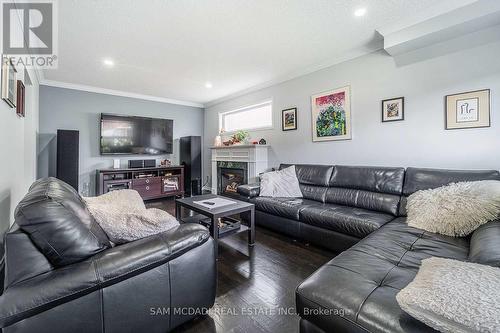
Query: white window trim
219,99,274,134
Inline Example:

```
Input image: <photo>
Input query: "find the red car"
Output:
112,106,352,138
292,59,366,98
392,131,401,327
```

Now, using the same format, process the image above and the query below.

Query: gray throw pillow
406,180,500,237
396,257,500,333
259,165,302,198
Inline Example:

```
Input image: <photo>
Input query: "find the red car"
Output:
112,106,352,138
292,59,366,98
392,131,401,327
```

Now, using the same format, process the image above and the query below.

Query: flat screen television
100,114,173,155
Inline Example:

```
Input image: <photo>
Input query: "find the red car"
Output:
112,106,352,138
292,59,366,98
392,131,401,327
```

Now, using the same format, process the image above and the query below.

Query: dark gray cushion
403,167,500,196
279,164,334,186
329,165,405,195
321,166,405,215
325,187,401,215
469,220,500,267
14,177,111,267
299,203,395,238
299,184,328,202
399,168,500,216
253,197,319,220
296,218,469,333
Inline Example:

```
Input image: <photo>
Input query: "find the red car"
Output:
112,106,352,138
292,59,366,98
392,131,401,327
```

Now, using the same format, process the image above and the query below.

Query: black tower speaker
180,136,201,196
56,129,79,191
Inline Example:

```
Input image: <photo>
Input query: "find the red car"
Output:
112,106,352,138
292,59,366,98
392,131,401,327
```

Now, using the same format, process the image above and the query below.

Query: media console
96,166,185,200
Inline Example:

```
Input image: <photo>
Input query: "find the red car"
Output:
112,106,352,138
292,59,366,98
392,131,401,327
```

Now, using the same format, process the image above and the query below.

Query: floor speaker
56,129,79,191
180,136,201,196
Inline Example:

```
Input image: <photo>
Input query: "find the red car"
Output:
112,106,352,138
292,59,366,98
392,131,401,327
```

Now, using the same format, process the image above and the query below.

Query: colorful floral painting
311,86,351,141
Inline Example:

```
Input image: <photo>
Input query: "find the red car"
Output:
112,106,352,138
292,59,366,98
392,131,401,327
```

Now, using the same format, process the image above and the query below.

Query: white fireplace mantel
211,145,269,194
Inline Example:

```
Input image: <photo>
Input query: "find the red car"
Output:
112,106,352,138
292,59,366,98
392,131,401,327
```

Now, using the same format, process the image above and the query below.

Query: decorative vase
214,134,222,147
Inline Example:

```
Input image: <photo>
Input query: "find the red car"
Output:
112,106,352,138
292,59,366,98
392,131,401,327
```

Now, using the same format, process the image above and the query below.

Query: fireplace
211,145,268,195
217,161,248,196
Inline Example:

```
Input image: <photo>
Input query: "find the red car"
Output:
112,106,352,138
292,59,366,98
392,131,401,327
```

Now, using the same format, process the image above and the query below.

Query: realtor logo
1,0,58,68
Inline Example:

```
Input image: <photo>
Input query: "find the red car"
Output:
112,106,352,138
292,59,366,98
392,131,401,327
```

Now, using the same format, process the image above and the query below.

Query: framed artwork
1,58,17,108
16,80,25,117
282,107,297,131
382,97,404,122
445,89,490,130
311,85,351,141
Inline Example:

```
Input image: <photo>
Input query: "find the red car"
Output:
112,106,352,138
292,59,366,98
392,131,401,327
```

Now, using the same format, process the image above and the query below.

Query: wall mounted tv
100,114,173,155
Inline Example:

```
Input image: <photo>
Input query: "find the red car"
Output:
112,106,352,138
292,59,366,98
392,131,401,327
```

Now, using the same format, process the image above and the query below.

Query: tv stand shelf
96,166,184,200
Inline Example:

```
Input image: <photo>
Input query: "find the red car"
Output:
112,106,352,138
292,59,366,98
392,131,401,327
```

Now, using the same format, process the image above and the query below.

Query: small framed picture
16,80,25,117
382,97,404,122
282,107,297,131
445,89,490,130
1,57,17,108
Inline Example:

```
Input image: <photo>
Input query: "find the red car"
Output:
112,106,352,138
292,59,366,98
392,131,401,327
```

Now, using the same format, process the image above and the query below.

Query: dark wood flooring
146,198,333,333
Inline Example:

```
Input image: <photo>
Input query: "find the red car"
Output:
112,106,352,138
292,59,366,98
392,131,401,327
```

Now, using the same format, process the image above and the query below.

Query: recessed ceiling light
354,8,367,17
205,82,213,89
103,58,115,67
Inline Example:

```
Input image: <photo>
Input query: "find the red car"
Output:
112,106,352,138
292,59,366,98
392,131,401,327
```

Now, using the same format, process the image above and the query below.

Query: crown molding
39,80,204,108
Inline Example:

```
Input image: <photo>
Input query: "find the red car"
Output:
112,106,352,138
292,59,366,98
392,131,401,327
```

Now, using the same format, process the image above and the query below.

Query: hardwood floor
146,198,333,333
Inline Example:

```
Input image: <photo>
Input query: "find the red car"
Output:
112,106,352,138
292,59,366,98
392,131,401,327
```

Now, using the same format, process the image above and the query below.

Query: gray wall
0,67,39,233
39,86,204,195
204,41,500,186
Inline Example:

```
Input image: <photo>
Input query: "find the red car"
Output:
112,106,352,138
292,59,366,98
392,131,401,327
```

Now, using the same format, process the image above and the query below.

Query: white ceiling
42,0,474,106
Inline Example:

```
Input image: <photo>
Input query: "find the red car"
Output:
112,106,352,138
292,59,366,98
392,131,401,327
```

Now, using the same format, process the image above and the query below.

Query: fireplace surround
210,145,269,195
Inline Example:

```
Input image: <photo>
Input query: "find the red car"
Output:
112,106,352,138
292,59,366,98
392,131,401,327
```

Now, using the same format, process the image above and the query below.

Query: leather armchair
1,223,216,333
0,178,216,333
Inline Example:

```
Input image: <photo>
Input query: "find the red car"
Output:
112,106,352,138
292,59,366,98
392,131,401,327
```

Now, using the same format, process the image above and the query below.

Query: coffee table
175,194,255,258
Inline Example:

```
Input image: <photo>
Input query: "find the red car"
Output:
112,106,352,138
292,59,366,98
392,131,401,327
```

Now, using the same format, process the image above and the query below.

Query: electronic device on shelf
136,173,155,178
128,160,144,168
106,181,132,192
144,159,156,167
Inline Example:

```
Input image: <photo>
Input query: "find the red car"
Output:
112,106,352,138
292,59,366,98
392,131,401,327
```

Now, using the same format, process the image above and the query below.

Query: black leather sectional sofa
238,164,500,333
0,178,216,333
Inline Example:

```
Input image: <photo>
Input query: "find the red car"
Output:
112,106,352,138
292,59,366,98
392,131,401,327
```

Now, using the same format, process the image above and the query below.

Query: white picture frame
311,85,351,142
1,57,17,108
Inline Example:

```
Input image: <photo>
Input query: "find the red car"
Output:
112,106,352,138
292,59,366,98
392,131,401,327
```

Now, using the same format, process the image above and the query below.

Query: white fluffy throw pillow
83,190,179,244
406,180,500,237
396,257,500,333
83,189,146,211
259,165,302,198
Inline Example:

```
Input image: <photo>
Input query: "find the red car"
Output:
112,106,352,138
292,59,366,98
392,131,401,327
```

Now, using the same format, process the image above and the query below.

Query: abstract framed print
311,86,351,141
382,97,404,122
1,57,17,108
445,89,490,130
282,107,297,131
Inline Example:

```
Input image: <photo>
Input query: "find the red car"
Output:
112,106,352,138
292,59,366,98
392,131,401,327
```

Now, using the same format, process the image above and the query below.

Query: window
219,100,273,133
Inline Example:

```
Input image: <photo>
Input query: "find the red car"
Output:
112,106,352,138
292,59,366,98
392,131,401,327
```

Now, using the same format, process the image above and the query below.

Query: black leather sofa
238,164,408,252
238,164,500,333
0,177,216,333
